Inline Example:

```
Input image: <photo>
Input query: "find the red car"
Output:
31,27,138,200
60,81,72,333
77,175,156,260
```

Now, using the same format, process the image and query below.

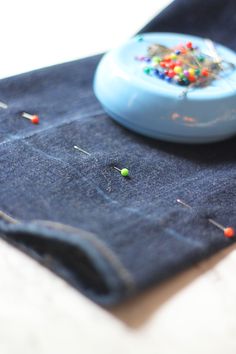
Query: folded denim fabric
0,0,235,306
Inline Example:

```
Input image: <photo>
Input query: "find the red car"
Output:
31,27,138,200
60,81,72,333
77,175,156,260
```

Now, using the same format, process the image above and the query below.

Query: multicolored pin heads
136,38,235,90
0,101,8,109
21,112,40,124
177,199,235,238
74,145,129,177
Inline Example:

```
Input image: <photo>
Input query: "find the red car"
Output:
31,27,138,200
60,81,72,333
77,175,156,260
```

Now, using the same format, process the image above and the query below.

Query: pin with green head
113,167,129,177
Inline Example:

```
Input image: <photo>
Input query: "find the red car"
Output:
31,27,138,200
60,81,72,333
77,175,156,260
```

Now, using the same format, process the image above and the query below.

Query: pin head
137,35,144,42
224,227,235,238
31,115,39,124
120,168,129,177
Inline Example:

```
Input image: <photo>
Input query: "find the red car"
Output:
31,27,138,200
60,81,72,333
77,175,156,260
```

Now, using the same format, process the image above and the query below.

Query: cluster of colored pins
74,145,129,178
135,38,219,87
177,199,235,239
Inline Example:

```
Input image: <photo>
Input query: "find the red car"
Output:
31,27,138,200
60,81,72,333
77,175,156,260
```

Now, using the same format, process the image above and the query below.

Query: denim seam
0,206,135,294
0,210,19,224
31,220,136,294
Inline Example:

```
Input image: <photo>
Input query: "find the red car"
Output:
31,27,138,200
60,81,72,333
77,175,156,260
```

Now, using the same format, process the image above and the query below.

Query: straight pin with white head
74,145,129,177
21,112,40,124
204,38,223,66
204,38,236,92
177,198,235,238
0,101,8,109
74,145,91,156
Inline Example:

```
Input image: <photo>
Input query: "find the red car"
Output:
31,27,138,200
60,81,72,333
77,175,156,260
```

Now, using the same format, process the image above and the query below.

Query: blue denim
0,0,235,306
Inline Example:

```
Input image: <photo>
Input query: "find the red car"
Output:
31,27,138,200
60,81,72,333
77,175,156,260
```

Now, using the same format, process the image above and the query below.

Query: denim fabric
0,0,235,306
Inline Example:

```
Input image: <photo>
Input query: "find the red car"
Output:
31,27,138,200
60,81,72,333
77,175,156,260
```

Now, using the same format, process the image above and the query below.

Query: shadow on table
109,243,236,328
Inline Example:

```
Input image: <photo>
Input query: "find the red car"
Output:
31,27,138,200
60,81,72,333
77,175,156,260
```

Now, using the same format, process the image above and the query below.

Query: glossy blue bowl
94,33,236,143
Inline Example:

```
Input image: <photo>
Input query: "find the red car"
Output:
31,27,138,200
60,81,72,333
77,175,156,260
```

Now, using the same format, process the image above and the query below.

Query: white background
0,0,172,79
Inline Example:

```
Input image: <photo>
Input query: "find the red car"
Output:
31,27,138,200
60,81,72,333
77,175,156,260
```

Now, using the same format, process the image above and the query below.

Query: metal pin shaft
0,101,8,109
74,145,91,156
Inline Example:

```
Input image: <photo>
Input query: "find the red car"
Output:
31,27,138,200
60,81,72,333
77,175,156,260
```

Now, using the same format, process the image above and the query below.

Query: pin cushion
94,33,236,144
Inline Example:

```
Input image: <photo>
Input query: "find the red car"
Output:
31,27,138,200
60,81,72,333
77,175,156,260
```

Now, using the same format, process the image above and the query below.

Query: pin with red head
176,199,235,239
208,219,235,238
21,112,40,124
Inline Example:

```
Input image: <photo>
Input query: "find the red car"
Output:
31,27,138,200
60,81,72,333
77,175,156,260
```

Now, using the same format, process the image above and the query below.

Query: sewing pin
74,146,129,177
0,101,8,109
74,145,91,156
204,38,236,92
22,112,39,124
176,199,235,238
176,199,191,209
113,166,129,177
204,38,222,66
208,218,235,238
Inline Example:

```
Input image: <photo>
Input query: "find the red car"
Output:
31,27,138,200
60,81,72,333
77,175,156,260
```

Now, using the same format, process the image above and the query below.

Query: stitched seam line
0,210,19,224
34,220,135,294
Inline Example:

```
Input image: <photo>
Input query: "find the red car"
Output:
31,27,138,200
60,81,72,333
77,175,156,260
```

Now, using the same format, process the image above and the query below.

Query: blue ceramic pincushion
94,33,236,144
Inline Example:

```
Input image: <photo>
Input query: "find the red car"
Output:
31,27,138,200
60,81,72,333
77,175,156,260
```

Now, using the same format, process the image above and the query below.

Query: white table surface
1,1,236,353
0,0,170,79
